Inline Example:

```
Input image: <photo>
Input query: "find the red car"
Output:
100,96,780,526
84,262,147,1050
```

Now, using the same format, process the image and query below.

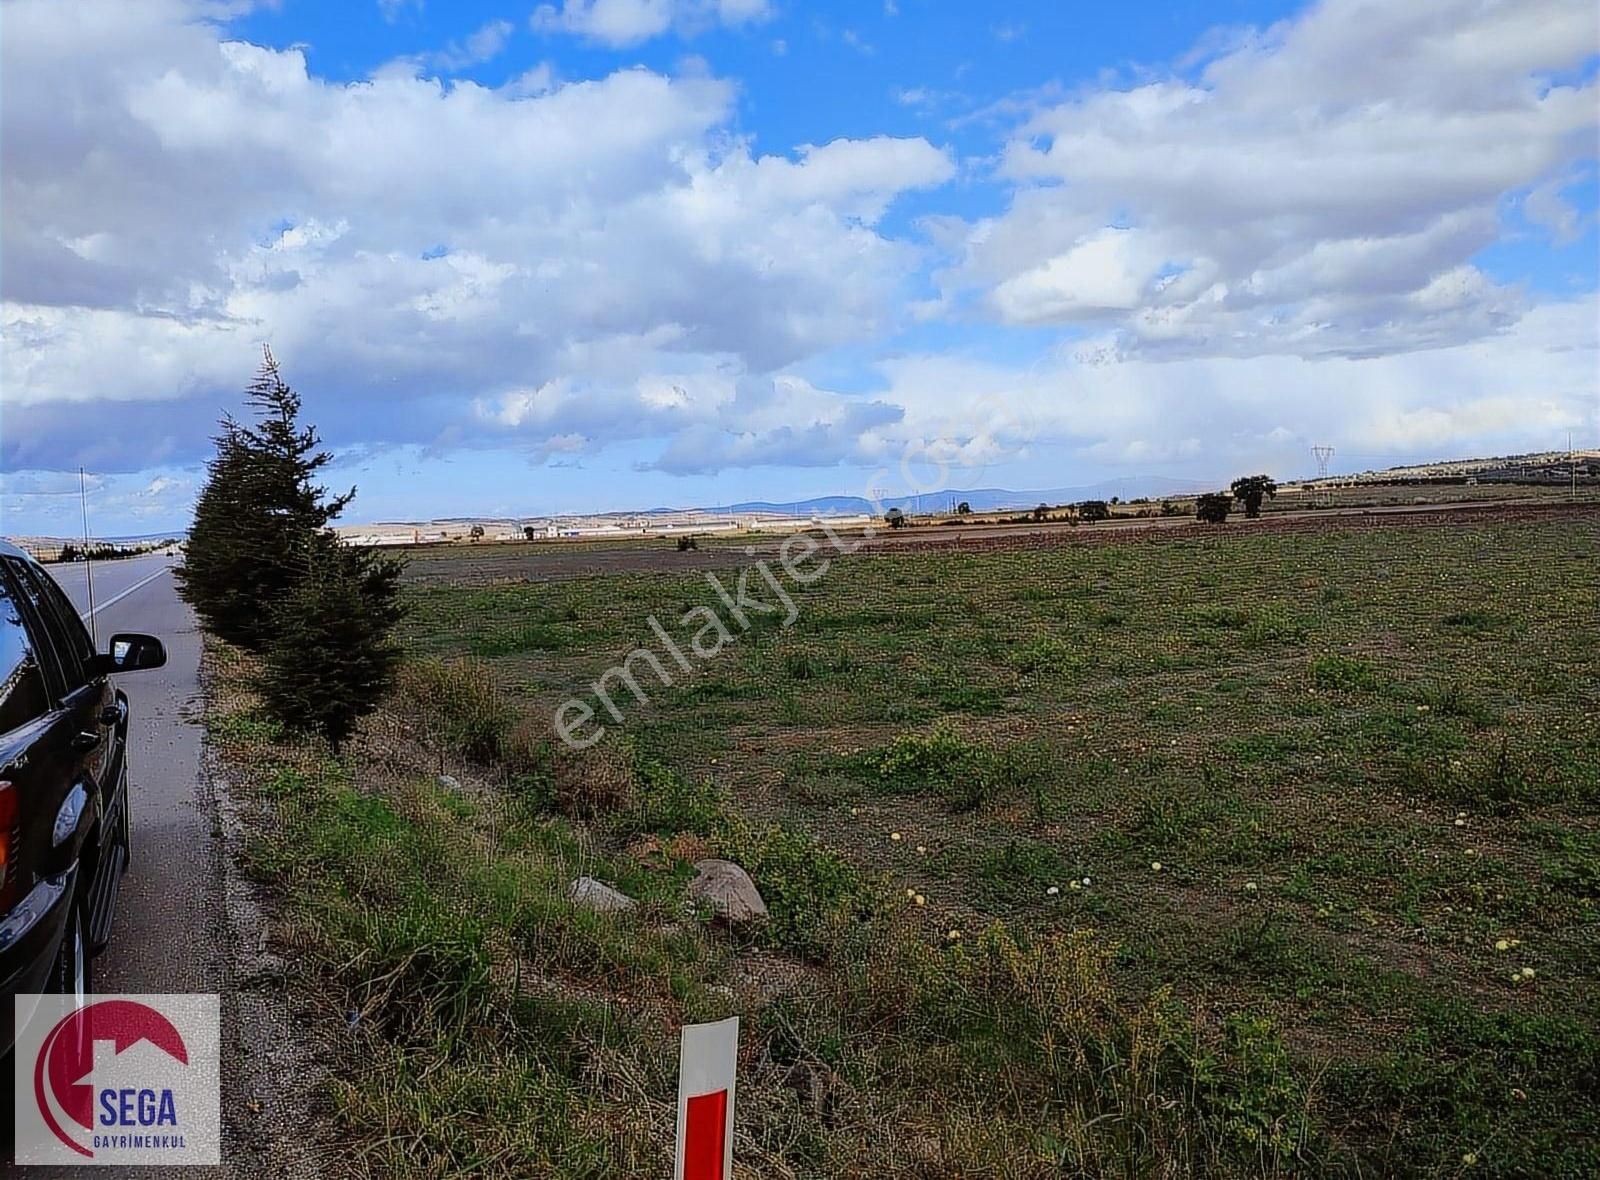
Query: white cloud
1523,173,1589,244
531,0,774,47
472,370,907,473
463,290,1598,480
841,29,874,55
868,293,1599,480
991,228,1164,321
0,0,949,475
378,0,421,23
427,19,515,72
945,0,1599,360
1,0,1594,515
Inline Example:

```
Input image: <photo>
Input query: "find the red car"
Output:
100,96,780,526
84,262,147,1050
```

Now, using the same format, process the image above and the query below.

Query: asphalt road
3,555,235,1177
46,554,223,1000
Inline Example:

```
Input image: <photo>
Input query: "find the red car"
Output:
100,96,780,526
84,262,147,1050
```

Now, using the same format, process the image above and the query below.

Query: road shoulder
203,642,331,1178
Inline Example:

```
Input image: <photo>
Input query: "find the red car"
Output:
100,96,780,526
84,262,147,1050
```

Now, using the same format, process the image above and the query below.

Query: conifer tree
259,533,403,750
177,346,354,650
180,346,405,746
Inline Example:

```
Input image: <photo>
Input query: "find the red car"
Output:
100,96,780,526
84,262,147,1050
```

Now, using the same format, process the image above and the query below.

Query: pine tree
259,533,403,750
180,346,406,746
177,346,354,650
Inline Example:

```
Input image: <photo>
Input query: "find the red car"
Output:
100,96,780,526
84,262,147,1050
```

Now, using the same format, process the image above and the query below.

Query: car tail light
0,781,18,911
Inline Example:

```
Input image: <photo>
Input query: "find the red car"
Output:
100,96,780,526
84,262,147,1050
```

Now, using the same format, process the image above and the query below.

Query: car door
13,561,118,799
0,563,81,916
0,560,104,879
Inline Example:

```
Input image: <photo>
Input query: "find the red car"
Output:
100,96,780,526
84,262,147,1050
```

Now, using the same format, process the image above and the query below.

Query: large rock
688,859,768,925
569,876,636,913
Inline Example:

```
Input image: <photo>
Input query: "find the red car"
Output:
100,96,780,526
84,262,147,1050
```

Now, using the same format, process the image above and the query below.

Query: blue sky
2,0,1596,534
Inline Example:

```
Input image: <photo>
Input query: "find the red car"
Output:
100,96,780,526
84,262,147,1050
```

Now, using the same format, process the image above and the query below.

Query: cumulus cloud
467,365,907,474
872,293,1599,479
944,0,1599,360
462,291,1599,482
1,0,1594,524
531,0,774,47
0,0,949,473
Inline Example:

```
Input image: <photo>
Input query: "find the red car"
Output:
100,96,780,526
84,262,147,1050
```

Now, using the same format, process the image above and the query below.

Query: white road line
79,564,172,620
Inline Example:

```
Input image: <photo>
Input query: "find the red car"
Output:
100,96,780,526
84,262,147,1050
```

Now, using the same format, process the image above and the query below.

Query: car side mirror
92,632,167,674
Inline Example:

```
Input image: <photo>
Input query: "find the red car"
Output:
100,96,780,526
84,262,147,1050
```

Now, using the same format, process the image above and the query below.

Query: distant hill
1333,450,1597,484
9,530,185,548
714,476,1213,517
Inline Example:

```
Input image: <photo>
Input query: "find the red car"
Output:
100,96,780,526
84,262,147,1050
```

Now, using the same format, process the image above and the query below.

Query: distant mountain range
707,476,1215,517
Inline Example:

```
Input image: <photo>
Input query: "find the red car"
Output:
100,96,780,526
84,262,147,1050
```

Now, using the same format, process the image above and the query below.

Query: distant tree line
888,476,1292,530
49,539,178,564
177,347,404,749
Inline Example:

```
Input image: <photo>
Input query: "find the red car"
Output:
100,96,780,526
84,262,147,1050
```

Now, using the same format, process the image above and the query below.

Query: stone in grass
568,876,637,913
437,774,461,791
688,859,769,925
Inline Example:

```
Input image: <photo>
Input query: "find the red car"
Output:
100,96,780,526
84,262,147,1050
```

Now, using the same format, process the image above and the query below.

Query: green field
215,511,1600,1177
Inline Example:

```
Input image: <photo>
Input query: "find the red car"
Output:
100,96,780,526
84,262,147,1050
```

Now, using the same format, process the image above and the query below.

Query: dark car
0,539,165,1048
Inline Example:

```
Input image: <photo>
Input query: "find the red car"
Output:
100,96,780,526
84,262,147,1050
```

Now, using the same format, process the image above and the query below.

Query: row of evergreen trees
176,348,403,749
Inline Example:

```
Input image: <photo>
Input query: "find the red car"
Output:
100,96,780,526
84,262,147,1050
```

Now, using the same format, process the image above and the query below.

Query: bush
259,538,403,749
549,742,637,820
396,658,519,764
1308,653,1382,692
845,724,1051,812
1195,493,1234,524
619,758,729,838
718,817,876,957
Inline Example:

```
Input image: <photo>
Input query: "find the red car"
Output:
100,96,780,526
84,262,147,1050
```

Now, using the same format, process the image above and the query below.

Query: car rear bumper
0,868,77,1054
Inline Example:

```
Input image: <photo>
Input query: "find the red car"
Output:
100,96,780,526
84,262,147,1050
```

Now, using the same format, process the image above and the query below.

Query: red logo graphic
33,1000,189,1158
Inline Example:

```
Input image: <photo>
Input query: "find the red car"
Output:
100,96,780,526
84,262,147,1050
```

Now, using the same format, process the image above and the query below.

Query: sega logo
15,994,220,1164
98,1087,180,1128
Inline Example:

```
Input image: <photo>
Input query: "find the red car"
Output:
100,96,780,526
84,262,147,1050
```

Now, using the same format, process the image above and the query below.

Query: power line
1312,446,1334,505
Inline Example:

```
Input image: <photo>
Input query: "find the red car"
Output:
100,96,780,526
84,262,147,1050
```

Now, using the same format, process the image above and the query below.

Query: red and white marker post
674,1016,738,1180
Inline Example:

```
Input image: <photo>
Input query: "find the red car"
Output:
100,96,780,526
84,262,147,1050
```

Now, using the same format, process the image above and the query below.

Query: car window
0,558,70,697
0,566,53,732
16,560,95,686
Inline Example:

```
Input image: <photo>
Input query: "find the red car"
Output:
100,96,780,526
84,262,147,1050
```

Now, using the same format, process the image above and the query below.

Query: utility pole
1312,446,1335,506
79,467,98,645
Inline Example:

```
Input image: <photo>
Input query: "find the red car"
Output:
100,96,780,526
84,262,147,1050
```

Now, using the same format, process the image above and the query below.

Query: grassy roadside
207,657,1339,1177
209,513,1600,1177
